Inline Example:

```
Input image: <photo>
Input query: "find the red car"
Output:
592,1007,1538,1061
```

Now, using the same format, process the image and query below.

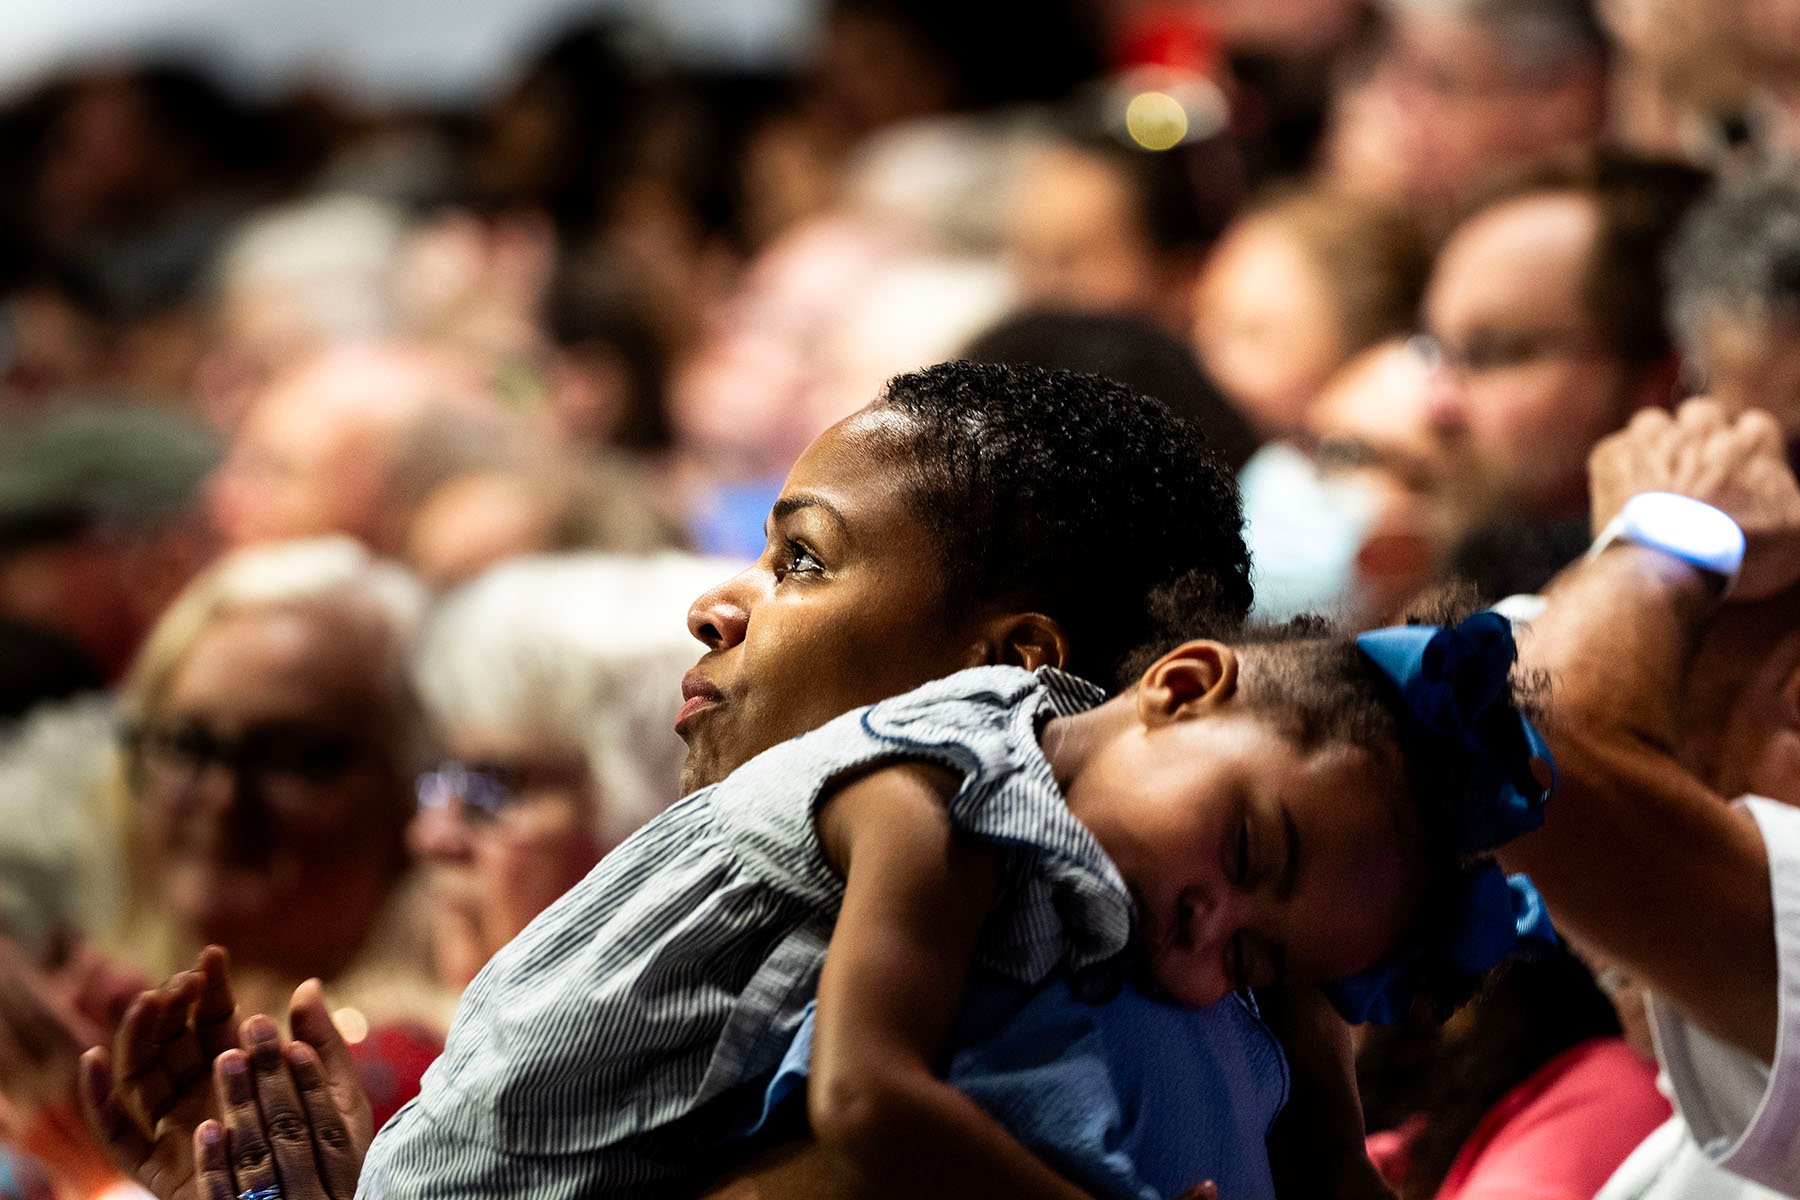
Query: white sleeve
1647,797,1800,1197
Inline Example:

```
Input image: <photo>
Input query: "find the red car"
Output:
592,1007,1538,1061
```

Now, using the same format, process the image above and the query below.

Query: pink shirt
1438,1037,1672,1200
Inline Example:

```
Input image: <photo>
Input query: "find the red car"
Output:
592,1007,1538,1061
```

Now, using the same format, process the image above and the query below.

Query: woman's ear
1137,641,1239,726
963,612,1071,673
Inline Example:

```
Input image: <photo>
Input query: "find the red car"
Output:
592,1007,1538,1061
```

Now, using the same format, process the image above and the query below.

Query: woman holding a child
88,363,1563,1200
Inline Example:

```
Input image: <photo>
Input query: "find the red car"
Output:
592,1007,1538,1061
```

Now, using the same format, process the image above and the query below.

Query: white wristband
1587,491,1745,598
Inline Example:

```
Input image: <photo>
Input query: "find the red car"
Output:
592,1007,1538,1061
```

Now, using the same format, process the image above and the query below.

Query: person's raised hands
191,1029,363,1200
79,949,375,1200
1588,400,1800,600
281,978,374,1163
0,936,106,1119
79,946,238,1200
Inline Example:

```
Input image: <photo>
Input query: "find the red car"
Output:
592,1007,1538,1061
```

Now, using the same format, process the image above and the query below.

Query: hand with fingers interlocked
77,945,374,1200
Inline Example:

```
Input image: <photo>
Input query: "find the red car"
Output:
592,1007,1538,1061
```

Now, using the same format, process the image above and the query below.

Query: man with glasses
1416,151,1711,522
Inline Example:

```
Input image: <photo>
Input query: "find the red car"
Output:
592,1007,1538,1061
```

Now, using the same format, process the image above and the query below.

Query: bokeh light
1124,90,1189,151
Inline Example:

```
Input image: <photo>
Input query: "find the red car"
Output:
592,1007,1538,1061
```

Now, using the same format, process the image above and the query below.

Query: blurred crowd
5,0,1800,1198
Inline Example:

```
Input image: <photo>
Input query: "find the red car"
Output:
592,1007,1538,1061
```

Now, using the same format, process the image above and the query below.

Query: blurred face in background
31,74,195,248
1194,214,1345,441
1382,13,1605,210
1009,146,1167,317
406,472,558,593
209,343,496,553
1194,0,1366,55
209,373,390,549
131,604,408,972
1691,311,1800,438
819,8,957,135
409,734,601,987
1304,339,1485,623
1420,192,1639,517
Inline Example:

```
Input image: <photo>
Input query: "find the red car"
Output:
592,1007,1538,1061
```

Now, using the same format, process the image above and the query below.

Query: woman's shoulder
706,666,1049,810
856,664,1100,760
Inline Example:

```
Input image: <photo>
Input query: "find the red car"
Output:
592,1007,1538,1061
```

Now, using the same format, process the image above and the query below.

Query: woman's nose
686,577,751,651
409,799,474,864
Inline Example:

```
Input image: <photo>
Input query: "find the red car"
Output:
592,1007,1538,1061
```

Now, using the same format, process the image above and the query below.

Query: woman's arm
809,762,1090,1199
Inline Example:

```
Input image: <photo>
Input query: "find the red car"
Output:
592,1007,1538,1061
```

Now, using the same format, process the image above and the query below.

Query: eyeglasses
124,719,373,818
1409,330,1600,377
415,760,589,825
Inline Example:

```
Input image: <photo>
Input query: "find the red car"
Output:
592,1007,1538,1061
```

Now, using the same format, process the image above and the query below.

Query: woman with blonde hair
112,537,451,1120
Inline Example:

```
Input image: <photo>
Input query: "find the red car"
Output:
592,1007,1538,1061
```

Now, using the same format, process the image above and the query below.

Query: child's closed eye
1226,811,1252,886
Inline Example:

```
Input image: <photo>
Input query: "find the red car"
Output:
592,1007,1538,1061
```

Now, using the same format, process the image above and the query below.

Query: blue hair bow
1322,612,1559,1025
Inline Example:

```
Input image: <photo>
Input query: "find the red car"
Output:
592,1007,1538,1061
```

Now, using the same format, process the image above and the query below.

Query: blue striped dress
357,666,1135,1198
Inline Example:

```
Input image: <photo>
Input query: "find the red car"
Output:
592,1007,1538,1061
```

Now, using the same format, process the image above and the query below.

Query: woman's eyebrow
770,493,850,533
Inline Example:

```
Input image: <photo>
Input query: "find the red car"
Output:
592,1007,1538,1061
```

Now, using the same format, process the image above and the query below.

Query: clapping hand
1589,400,1800,601
0,935,146,1193
190,1020,363,1200
79,946,373,1200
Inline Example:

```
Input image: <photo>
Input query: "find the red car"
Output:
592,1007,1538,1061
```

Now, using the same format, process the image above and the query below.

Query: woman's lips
675,670,724,733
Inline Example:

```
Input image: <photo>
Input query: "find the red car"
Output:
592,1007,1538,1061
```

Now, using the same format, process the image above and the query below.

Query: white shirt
1597,797,1800,1199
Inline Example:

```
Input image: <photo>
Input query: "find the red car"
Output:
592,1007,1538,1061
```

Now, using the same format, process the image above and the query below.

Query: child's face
677,408,984,793
1071,708,1415,1008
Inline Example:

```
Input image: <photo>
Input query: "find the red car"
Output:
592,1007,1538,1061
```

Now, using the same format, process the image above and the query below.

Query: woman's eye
778,541,824,578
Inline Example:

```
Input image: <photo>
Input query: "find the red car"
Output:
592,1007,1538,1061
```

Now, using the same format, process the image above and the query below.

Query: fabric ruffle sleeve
714,665,1136,984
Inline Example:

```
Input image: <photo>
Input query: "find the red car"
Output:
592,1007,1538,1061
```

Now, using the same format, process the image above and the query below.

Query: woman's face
133,606,408,952
1007,147,1165,316
1193,218,1346,440
678,407,990,793
408,733,601,987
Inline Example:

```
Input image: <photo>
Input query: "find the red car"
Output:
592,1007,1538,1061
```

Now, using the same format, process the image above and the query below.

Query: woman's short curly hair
873,360,1253,693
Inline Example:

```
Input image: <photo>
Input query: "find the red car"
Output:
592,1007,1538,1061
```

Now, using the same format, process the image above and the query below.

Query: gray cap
0,401,221,547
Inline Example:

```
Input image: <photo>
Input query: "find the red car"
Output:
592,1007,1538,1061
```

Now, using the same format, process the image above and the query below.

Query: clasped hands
76,945,370,1200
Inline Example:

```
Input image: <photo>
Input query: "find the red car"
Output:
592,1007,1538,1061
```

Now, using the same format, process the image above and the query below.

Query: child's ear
963,612,1071,673
1137,641,1239,726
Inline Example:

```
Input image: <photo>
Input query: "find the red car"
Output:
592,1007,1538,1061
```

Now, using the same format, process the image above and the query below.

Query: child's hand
1176,1183,1219,1200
